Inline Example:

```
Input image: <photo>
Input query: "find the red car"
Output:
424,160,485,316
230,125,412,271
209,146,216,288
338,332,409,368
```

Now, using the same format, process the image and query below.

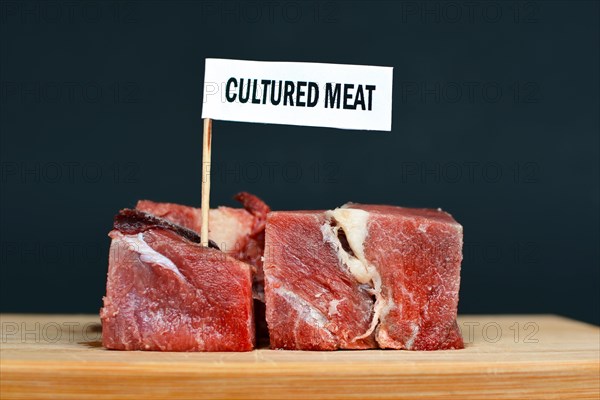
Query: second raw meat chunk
263,204,464,350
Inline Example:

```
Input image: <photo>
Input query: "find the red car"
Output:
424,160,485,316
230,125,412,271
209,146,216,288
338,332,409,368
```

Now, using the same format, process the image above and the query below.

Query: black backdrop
1,1,598,325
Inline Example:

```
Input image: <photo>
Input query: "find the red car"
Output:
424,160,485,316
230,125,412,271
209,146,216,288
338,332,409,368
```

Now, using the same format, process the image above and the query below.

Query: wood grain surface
1,314,598,399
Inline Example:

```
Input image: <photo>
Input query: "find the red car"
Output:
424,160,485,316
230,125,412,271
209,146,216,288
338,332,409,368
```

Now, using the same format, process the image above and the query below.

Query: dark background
1,1,598,325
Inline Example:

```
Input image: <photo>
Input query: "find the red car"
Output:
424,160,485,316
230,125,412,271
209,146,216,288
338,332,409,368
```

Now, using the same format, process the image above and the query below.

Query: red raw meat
263,204,464,350
232,192,270,269
135,198,253,259
264,211,375,350
136,192,270,278
137,193,271,342
100,209,254,351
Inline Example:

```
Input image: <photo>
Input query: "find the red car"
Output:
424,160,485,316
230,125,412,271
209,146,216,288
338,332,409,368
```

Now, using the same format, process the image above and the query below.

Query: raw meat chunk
263,204,464,350
100,209,255,351
137,193,271,340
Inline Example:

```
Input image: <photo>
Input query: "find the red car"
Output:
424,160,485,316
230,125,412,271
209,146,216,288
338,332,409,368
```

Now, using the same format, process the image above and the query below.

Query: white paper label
202,58,393,131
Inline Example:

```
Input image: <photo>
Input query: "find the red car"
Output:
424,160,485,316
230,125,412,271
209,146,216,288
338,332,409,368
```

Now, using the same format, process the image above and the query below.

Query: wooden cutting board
1,314,598,399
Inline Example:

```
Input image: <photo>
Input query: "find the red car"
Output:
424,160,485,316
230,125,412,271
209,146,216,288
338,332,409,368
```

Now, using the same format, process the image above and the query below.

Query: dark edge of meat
234,192,271,344
234,192,271,236
114,209,220,250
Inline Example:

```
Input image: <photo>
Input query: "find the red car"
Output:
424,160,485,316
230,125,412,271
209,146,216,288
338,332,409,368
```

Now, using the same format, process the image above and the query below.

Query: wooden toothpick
201,118,212,247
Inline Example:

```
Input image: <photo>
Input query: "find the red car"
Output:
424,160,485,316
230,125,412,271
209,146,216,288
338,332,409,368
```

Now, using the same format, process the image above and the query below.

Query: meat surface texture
263,204,464,350
100,210,255,351
137,192,270,270
137,193,271,341
135,199,254,258
263,211,376,350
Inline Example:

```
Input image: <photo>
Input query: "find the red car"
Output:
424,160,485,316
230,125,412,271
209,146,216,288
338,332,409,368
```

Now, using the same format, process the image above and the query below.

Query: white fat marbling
321,206,387,341
328,299,344,317
274,286,329,330
405,322,420,350
116,232,186,281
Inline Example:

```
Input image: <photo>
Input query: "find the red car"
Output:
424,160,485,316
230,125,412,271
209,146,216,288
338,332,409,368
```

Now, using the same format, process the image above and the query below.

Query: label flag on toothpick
202,58,393,131
199,58,393,246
